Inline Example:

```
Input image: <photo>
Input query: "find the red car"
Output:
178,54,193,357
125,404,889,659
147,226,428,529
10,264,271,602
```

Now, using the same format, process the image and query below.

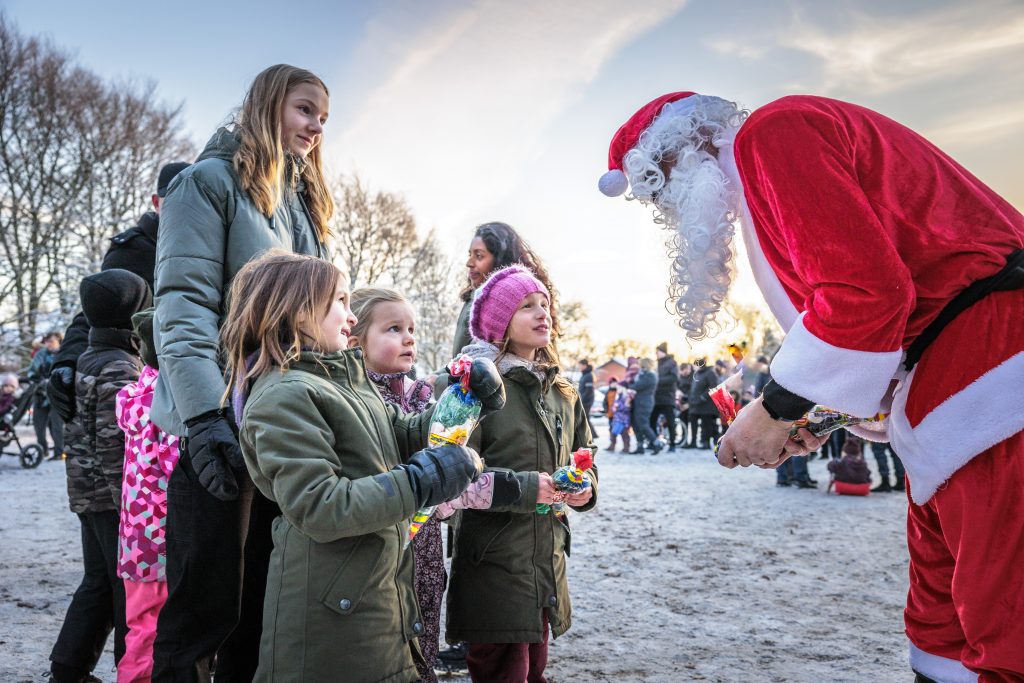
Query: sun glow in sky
9,0,1023,358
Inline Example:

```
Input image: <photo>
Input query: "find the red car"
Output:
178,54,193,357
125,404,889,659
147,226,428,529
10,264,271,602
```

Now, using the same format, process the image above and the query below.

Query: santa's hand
716,396,792,469
781,427,828,457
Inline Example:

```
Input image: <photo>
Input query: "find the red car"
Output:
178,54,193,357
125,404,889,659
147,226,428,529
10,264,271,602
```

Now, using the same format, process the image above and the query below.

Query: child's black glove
47,364,77,422
401,444,483,508
185,410,245,501
452,358,505,416
488,470,522,508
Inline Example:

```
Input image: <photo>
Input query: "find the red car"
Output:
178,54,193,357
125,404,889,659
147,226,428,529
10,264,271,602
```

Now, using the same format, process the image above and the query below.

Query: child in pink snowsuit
115,363,179,682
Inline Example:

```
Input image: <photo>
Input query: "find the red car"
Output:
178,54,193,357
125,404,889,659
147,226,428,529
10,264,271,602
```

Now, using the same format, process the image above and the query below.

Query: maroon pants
466,612,549,683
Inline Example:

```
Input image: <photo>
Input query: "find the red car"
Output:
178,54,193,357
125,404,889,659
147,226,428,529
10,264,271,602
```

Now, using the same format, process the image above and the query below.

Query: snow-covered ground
0,419,911,682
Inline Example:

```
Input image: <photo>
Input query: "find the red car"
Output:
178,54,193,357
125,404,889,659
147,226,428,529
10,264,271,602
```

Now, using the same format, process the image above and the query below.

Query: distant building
595,358,627,387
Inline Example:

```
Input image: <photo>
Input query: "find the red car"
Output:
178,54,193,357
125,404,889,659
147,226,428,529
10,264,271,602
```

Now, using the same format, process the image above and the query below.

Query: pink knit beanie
470,265,550,343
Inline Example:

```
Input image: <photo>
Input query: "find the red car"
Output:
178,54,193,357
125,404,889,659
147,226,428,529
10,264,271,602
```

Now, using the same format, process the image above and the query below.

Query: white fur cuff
770,313,901,417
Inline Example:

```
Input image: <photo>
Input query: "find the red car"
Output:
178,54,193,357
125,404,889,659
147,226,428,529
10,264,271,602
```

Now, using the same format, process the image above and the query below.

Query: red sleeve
736,108,911,416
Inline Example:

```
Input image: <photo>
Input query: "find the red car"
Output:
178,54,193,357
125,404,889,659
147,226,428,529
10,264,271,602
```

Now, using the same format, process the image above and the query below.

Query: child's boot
871,478,892,493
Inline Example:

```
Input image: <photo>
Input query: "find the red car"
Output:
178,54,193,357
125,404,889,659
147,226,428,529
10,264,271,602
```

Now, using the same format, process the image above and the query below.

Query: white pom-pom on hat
598,169,628,197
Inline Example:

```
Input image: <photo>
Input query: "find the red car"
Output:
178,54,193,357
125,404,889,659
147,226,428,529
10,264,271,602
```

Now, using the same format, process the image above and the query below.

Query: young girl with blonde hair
151,64,334,678
221,252,503,681
347,287,520,682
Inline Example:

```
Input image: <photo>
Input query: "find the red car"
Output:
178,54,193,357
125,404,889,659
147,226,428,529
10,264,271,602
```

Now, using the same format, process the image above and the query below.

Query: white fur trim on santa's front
908,641,977,683
719,141,799,332
769,313,902,417
890,351,1024,505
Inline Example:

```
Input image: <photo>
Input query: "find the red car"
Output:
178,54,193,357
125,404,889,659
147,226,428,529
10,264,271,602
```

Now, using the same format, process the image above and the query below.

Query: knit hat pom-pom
598,169,628,197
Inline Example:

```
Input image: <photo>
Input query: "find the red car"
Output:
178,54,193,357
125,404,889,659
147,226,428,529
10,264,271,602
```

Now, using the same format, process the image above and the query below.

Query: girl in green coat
446,265,598,683
220,252,500,683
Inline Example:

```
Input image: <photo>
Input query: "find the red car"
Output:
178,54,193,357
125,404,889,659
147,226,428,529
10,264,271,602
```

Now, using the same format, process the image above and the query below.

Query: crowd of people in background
584,345,905,494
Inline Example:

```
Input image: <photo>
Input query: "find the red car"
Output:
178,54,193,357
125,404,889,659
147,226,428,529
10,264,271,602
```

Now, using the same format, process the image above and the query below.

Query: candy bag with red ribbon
536,448,594,515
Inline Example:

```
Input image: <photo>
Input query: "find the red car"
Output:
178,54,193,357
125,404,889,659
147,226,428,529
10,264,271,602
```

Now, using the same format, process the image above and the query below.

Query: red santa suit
726,96,1023,682
603,94,1024,683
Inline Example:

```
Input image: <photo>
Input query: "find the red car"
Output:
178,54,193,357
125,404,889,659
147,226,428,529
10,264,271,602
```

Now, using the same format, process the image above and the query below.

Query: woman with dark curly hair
453,222,559,356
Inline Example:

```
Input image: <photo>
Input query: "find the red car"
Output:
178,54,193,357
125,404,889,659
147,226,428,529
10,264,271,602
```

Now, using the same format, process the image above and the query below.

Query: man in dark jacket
651,342,679,451
28,331,65,458
46,162,189,422
627,357,661,453
577,359,596,435
688,358,721,449
49,269,151,683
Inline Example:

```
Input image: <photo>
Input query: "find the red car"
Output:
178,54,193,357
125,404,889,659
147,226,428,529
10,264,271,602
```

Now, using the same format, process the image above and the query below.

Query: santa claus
600,92,1023,683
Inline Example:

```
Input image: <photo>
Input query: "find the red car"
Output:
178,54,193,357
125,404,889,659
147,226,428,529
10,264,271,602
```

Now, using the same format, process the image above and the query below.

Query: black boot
872,479,892,493
49,662,101,683
893,477,906,492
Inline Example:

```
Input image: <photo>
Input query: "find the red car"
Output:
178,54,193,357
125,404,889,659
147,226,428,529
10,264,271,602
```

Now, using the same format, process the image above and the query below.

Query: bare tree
0,15,193,364
330,175,419,288
603,339,653,360
558,299,597,368
395,229,459,371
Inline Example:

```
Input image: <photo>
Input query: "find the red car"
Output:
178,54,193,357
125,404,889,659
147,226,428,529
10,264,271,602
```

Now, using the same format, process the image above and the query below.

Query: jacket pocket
555,513,571,558
464,511,512,565
318,533,386,616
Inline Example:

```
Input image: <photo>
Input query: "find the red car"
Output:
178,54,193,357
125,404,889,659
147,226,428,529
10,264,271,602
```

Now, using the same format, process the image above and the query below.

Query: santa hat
598,91,696,197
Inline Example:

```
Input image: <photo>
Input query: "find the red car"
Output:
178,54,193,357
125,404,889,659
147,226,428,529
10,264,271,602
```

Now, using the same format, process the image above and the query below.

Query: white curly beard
623,95,747,340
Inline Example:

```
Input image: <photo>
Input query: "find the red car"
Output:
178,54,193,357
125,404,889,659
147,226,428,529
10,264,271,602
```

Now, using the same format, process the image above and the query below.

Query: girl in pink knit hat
446,264,598,683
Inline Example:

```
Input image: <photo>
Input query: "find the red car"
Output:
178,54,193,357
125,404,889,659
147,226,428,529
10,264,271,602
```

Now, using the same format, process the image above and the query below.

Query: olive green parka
445,343,597,644
239,349,433,683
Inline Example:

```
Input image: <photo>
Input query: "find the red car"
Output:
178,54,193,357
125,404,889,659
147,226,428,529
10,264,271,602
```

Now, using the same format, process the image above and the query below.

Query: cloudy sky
9,0,1022,358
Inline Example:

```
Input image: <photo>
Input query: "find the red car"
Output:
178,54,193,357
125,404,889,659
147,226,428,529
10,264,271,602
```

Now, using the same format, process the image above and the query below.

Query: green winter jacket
239,348,433,683
445,344,597,644
152,128,324,436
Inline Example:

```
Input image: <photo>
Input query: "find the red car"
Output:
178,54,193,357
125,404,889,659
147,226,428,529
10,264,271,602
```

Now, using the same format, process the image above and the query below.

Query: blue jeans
871,442,905,481
777,455,810,484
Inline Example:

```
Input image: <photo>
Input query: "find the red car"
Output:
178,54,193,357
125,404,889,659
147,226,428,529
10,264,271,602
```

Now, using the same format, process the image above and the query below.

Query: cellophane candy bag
406,355,482,547
708,378,886,454
536,448,594,516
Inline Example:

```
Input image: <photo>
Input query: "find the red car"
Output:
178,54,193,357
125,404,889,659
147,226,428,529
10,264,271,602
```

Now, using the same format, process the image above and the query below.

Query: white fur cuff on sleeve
770,313,902,417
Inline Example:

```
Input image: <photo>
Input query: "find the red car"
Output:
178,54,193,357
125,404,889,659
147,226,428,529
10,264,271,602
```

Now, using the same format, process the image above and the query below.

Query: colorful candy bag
406,355,482,547
708,381,886,453
536,448,594,515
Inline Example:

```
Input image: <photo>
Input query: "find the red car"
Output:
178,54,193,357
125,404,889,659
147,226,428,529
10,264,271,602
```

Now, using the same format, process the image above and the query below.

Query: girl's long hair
349,287,408,350
497,338,576,402
233,64,334,241
460,221,560,337
221,250,343,402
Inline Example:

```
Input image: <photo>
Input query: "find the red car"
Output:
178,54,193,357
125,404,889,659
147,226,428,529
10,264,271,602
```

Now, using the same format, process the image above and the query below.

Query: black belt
904,249,1024,372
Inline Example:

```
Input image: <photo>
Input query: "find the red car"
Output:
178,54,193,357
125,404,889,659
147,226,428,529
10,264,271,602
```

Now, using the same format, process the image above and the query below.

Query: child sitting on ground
827,435,872,496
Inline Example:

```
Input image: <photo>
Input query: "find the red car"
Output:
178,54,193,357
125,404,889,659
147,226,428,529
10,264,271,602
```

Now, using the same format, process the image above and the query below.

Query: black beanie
80,269,153,330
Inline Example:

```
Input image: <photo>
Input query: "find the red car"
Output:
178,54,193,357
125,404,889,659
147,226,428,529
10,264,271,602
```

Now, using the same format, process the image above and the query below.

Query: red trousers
465,612,549,683
905,431,1024,683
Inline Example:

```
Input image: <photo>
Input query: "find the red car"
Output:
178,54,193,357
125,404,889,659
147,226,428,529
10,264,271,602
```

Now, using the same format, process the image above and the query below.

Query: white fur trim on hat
598,169,628,197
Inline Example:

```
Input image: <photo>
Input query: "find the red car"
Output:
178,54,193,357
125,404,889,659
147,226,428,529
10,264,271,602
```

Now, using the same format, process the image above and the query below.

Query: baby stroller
1,377,45,468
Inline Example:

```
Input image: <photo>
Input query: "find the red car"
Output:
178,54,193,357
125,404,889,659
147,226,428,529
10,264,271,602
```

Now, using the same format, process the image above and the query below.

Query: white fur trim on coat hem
908,641,977,683
769,313,902,417
890,351,1024,505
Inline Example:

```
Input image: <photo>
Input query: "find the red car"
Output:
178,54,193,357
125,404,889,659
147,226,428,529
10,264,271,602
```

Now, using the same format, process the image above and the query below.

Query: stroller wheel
19,443,43,469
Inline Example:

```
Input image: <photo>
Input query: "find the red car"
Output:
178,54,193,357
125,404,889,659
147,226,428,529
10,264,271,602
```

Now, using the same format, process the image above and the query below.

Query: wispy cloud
329,0,687,230
777,2,1024,94
925,100,1024,147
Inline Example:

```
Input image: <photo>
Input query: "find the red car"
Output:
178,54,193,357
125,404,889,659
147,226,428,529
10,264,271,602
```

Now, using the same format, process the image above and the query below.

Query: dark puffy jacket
654,354,679,406
828,455,872,484
629,369,657,417
152,129,324,436
688,366,720,416
48,212,160,417
64,329,142,513
578,368,595,408
28,348,57,408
